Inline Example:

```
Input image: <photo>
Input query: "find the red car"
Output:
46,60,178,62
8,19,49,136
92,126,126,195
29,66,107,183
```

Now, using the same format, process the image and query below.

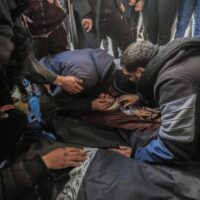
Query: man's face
122,66,144,82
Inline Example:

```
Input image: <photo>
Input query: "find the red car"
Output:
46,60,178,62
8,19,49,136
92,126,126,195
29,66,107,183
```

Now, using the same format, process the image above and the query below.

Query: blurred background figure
175,0,200,38
122,0,145,41
73,0,133,51
23,0,69,59
146,0,180,45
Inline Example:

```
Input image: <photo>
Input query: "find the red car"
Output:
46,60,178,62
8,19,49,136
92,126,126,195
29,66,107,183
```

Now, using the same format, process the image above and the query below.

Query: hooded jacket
40,49,115,114
40,48,114,94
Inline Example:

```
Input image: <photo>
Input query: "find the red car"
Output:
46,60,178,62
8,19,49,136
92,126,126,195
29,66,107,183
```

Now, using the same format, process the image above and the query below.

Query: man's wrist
53,75,63,87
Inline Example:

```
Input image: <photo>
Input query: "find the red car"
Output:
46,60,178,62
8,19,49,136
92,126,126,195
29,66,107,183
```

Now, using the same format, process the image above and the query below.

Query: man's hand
118,94,139,108
92,98,114,111
81,18,93,32
97,93,118,111
53,75,83,94
109,146,132,157
135,0,145,12
134,108,152,120
42,147,87,170
129,0,136,6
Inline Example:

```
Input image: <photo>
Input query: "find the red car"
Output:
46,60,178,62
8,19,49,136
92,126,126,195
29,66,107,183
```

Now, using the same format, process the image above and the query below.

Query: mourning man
119,38,200,163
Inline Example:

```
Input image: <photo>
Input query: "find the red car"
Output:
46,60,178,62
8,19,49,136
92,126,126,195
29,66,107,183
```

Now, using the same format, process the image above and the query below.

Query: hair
111,69,137,95
121,41,155,72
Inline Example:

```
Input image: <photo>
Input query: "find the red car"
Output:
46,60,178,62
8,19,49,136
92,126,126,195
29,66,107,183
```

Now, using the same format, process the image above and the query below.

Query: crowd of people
1,0,200,199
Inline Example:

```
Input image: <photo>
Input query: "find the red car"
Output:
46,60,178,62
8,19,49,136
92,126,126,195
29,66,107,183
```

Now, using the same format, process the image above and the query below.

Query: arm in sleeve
25,55,57,84
0,156,49,200
134,76,199,163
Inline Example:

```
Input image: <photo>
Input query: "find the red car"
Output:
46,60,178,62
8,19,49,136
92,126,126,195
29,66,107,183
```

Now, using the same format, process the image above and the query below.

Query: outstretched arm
0,147,86,200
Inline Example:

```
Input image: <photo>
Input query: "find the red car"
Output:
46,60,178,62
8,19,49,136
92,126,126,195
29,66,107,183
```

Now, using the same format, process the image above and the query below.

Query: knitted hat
112,70,136,95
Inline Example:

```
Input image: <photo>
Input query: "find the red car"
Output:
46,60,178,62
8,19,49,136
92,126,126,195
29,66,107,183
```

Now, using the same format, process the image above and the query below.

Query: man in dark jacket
40,48,136,115
119,38,200,163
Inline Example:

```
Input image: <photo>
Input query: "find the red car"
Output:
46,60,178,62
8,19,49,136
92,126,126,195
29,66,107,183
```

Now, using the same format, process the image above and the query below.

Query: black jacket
135,38,200,163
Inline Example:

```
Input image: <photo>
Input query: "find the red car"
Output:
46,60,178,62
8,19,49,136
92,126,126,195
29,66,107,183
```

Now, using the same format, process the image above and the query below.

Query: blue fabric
28,96,42,122
27,97,57,140
40,49,114,94
135,138,174,163
23,80,57,140
175,0,200,38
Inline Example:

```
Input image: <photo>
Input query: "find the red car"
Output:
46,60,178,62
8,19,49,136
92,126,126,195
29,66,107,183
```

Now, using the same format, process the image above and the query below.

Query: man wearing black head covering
39,48,136,117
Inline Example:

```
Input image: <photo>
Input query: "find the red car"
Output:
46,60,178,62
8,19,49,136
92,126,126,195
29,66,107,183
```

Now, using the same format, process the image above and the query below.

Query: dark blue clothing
40,49,114,95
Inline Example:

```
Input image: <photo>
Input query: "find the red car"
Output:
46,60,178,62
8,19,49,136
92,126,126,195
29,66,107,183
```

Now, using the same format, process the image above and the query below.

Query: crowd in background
22,0,200,60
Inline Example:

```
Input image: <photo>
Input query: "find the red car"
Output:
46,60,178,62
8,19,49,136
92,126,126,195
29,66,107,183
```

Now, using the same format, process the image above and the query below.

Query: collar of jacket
137,38,200,106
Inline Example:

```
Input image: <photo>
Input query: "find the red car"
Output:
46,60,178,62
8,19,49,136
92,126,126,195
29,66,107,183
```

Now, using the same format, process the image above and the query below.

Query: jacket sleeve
0,0,57,85
11,20,57,84
25,55,57,84
134,76,199,163
0,156,49,200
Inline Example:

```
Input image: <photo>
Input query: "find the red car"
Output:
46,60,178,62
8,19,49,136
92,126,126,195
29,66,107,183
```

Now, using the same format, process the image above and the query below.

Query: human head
121,41,155,82
107,69,137,97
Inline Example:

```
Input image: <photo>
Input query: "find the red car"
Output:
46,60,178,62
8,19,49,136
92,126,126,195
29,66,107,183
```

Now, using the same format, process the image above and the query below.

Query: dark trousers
74,12,100,49
100,8,133,51
0,109,27,160
147,0,179,45
76,8,133,51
